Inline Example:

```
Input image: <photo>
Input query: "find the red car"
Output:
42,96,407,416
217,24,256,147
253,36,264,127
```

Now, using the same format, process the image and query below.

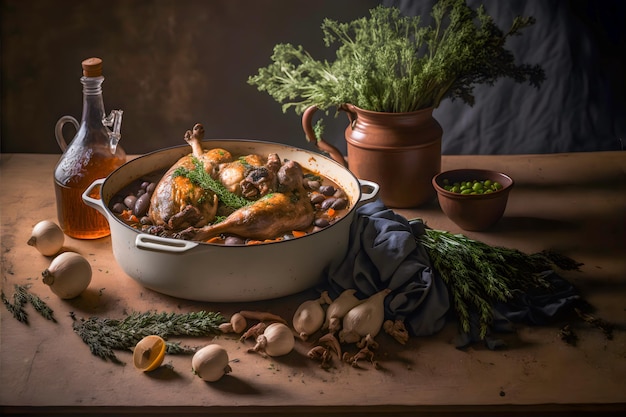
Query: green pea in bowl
432,169,514,231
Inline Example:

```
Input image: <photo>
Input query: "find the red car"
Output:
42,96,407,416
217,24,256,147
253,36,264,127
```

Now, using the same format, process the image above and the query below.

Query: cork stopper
81,57,103,77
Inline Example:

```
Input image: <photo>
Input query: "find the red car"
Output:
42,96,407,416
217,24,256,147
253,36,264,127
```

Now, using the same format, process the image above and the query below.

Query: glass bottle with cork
54,57,126,239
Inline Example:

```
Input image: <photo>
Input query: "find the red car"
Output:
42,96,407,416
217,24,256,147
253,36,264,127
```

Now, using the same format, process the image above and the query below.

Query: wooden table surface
1,152,625,416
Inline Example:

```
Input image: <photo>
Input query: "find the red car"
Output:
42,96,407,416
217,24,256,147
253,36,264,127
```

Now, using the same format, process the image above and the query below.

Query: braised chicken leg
148,124,232,229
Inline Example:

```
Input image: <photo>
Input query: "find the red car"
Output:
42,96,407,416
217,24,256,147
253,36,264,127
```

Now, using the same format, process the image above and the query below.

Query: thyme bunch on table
72,311,226,364
1,284,56,323
248,1,545,115
416,227,582,339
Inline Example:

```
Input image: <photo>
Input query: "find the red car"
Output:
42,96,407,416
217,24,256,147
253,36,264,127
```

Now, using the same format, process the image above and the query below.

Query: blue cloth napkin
326,199,450,337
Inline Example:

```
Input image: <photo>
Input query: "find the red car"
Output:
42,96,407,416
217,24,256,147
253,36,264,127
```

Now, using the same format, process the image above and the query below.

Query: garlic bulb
192,344,232,382
41,252,92,299
27,220,65,256
339,288,391,344
323,289,361,333
133,335,166,372
250,322,294,357
292,291,331,341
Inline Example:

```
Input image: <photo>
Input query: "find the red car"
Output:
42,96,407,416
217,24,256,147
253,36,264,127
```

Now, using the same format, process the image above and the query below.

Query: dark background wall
2,0,625,156
387,0,626,154
1,0,379,157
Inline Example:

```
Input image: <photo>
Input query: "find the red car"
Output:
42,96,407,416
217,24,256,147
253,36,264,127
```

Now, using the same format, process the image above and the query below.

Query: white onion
41,252,92,299
192,344,231,382
27,220,65,256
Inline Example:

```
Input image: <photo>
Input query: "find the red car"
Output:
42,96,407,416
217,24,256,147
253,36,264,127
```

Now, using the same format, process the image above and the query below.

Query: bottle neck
81,76,106,127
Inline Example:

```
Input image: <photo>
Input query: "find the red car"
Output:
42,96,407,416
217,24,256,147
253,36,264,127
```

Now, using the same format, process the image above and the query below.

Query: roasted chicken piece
239,153,282,198
148,124,233,229
218,154,264,195
218,153,281,198
178,160,315,242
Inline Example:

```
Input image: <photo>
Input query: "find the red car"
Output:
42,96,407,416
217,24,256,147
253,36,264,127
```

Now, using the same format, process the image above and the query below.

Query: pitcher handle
55,115,79,151
340,103,358,128
301,106,348,167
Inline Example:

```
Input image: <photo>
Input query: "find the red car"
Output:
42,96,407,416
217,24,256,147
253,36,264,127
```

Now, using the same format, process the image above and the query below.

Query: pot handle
302,105,348,167
82,178,108,216
358,179,380,205
135,234,199,253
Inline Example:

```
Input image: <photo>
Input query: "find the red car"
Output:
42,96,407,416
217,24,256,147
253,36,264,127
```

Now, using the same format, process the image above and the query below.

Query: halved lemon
133,335,166,372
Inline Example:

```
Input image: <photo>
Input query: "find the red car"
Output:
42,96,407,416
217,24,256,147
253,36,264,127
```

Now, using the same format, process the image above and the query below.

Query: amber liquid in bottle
54,57,126,239
54,155,124,239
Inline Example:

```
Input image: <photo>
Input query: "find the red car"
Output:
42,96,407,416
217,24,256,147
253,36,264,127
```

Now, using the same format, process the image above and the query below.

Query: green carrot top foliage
248,0,545,114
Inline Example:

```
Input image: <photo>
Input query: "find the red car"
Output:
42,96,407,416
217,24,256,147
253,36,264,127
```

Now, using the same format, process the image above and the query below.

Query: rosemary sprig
165,341,197,355
1,289,28,323
28,290,56,321
72,310,226,363
173,156,251,210
1,284,56,324
416,227,580,339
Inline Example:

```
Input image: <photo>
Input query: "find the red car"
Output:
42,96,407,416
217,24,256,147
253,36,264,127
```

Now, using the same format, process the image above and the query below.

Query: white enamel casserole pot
83,139,378,302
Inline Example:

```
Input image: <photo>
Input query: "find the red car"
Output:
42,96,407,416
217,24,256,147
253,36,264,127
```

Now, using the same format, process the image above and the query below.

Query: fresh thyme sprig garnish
416,226,581,339
173,156,251,210
72,310,226,364
1,284,56,324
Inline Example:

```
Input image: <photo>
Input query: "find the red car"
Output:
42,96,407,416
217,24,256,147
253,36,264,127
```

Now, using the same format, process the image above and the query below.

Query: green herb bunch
73,310,225,363
248,1,545,114
417,227,581,339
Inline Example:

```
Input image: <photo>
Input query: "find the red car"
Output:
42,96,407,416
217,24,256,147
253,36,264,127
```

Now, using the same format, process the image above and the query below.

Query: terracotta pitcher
302,104,442,208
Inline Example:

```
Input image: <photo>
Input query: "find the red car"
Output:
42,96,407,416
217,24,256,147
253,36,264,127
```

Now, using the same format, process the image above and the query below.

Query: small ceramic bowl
432,169,514,231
